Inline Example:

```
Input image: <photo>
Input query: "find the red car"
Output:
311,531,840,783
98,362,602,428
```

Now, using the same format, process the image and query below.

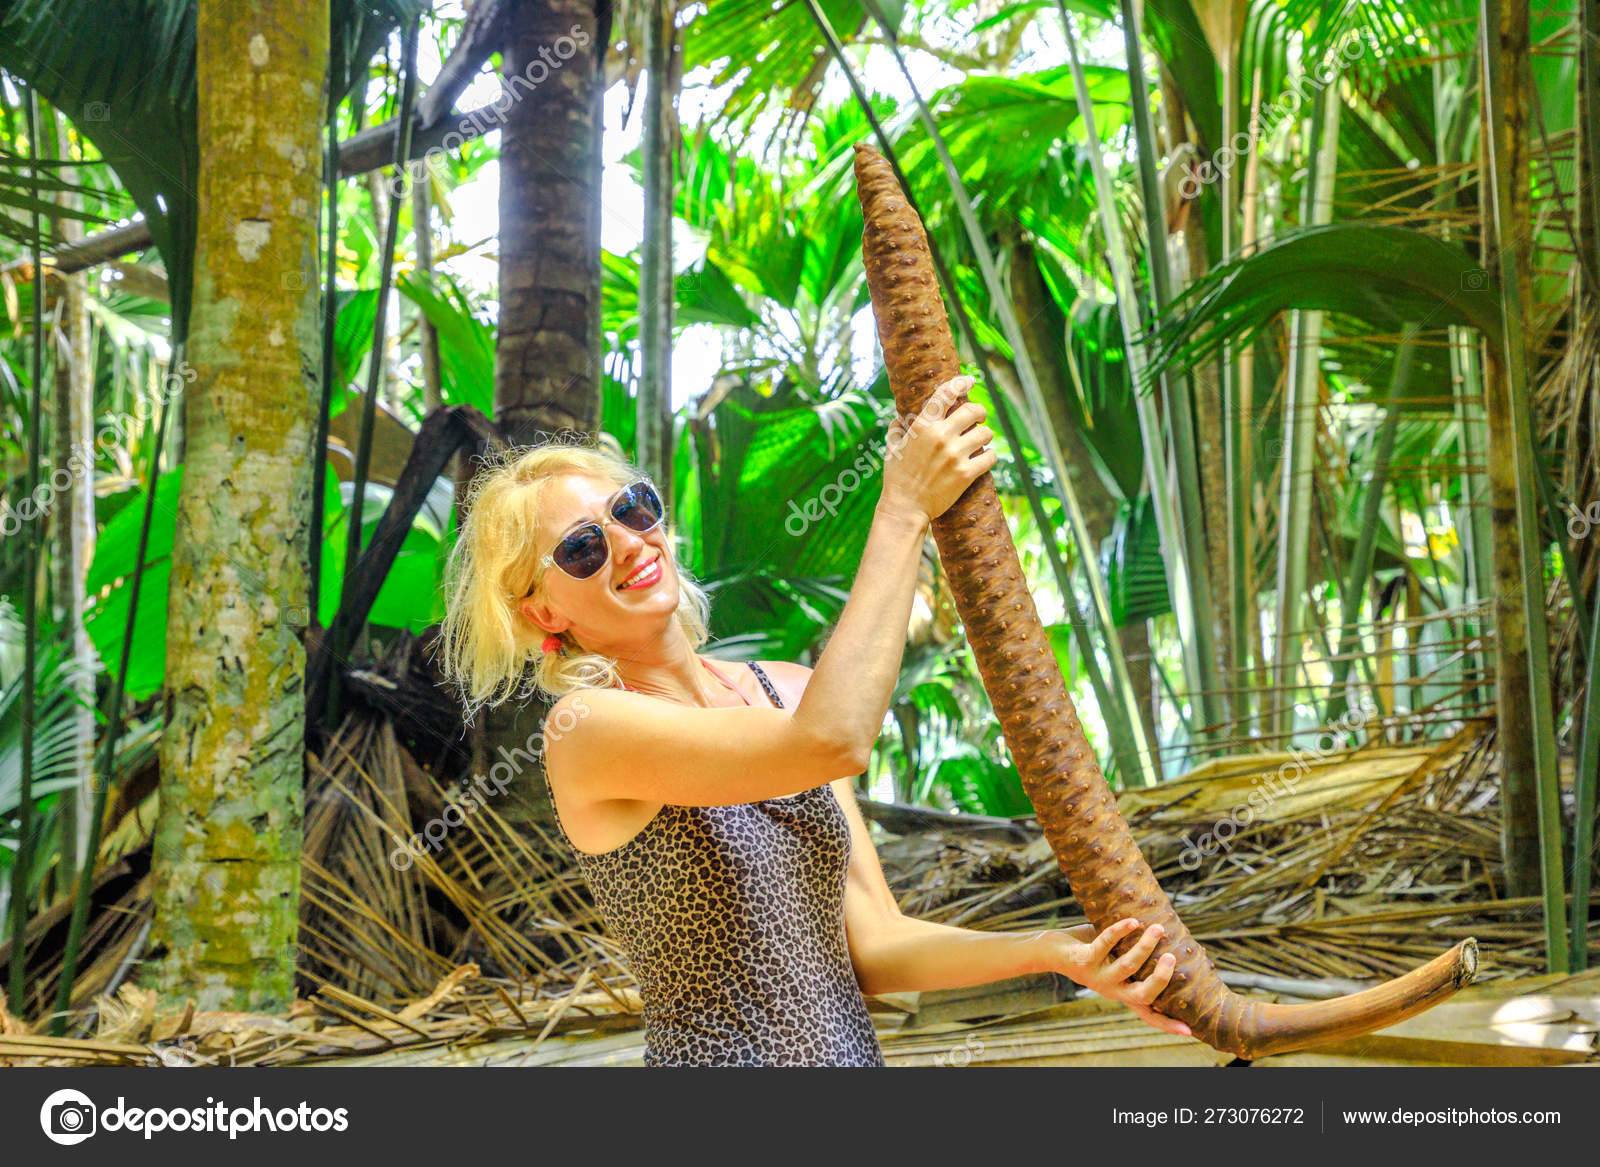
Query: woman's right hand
879,374,997,524
1039,919,1193,1037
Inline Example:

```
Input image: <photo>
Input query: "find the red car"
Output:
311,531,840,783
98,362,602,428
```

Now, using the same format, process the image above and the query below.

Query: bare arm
828,773,1191,1036
544,376,995,810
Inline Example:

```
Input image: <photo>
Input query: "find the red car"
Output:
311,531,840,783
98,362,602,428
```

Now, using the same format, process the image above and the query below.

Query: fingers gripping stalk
850,141,1477,1059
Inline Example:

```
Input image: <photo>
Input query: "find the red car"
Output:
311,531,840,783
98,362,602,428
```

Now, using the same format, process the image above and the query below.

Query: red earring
541,633,563,654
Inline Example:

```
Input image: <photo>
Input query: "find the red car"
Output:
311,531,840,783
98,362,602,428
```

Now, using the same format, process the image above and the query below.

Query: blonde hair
433,434,711,727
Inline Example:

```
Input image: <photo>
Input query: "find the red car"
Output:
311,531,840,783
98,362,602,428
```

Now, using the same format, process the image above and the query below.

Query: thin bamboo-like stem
1574,587,1600,970
52,346,184,1033
7,82,43,1015
1058,7,1220,767
44,106,94,900
1449,324,1493,710
1230,55,1266,741
638,0,675,498
329,16,420,726
868,19,1151,776
1408,479,1466,700
411,161,442,412
1273,74,1341,737
1323,324,1420,723
309,2,343,669
802,0,1143,781
1060,4,1212,741
1581,0,1600,281
1570,0,1600,973
1116,0,1225,740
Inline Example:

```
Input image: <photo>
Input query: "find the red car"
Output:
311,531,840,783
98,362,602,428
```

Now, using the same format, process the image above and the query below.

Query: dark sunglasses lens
554,525,608,578
613,482,663,532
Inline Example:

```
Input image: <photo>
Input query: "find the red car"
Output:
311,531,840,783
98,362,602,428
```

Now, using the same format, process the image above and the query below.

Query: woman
436,374,1190,1067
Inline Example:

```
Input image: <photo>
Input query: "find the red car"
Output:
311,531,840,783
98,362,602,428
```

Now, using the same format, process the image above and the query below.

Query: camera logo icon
40,1088,97,1145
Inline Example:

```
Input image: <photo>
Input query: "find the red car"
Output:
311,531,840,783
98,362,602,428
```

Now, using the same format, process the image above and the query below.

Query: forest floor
4,717,1595,1067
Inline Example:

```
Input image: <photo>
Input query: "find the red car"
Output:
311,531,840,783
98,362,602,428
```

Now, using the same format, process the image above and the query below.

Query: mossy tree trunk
148,0,329,1014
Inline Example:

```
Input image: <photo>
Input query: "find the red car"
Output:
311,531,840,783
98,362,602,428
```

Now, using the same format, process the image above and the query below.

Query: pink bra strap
701,658,753,706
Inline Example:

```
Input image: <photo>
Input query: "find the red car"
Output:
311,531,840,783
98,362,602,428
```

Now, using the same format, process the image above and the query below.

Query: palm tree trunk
148,0,330,1014
484,0,612,843
1479,0,1538,900
495,0,608,441
1479,0,1568,969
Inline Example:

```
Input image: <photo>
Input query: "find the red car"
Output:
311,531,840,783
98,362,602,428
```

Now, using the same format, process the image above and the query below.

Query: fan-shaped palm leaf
1144,222,1504,388
0,0,425,339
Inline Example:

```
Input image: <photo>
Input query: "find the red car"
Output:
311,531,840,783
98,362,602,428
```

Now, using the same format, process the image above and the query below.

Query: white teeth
619,558,658,588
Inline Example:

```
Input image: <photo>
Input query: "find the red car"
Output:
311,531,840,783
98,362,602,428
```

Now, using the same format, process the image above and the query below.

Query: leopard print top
542,660,886,1067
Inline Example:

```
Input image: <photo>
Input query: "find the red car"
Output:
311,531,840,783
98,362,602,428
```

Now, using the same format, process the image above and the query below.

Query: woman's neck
611,633,744,707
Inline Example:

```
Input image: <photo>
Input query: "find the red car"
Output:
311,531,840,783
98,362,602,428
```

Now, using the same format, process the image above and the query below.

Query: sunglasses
531,480,666,590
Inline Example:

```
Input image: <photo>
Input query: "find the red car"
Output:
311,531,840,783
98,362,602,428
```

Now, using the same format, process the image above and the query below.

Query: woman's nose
607,519,649,557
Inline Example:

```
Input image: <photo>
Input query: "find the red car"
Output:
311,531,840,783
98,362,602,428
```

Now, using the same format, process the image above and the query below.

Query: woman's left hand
1037,920,1194,1038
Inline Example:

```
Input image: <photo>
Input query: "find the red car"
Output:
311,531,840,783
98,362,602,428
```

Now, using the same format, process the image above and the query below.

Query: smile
617,557,662,591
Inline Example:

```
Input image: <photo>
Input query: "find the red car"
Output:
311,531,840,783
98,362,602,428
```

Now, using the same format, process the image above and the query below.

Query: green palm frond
0,0,425,340
1143,222,1503,389
682,0,883,127
1105,493,1172,624
0,0,197,333
0,602,95,914
1281,0,1472,85
1145,0,1222,152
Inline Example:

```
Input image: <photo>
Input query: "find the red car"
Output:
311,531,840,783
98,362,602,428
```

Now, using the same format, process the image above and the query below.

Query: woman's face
518,472,681,652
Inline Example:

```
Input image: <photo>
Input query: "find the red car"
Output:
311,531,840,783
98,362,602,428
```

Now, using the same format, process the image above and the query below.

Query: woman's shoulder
540,687,622,751
543,686,613,722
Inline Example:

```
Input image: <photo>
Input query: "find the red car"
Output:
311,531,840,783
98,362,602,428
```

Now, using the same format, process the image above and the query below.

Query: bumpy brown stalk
852,141,1477,1058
